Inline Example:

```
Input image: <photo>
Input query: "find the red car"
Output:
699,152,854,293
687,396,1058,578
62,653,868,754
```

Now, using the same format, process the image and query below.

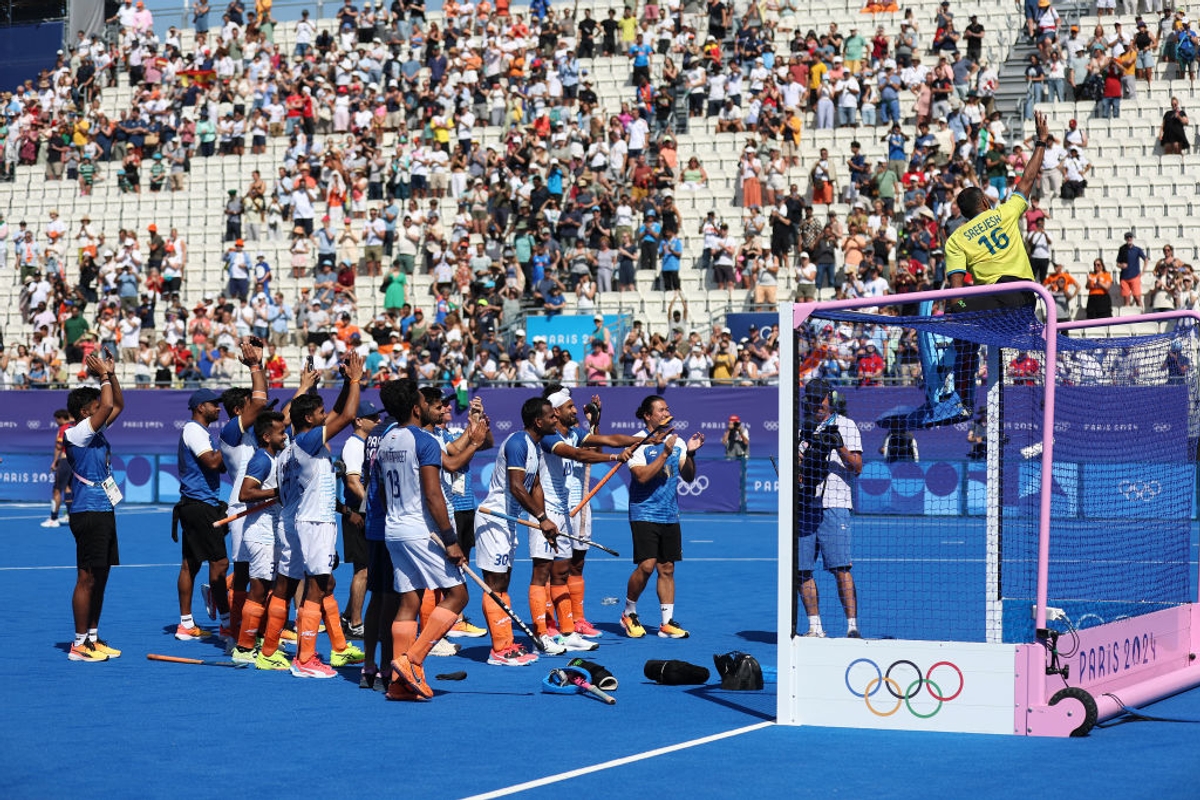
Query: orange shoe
390,654,434,699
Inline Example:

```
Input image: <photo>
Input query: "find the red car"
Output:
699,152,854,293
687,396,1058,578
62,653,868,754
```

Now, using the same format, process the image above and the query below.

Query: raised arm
1015,111,1050,199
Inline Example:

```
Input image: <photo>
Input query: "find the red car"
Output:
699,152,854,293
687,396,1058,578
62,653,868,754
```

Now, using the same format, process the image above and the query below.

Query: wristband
251,391,268,399
536,513,548,523
100,380,112,387
249,364,262,371
1034,140,1047,148
437,527,459,547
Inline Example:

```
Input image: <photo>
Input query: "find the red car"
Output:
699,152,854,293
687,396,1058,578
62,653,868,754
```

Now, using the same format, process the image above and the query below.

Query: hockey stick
427,534,546,652
146,653,249,669
569,671,617,705
478,507,621,557
568,421,675,518
213,499,276,528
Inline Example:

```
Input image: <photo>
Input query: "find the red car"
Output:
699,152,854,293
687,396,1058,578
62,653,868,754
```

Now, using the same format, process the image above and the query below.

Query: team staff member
216,338,269,642
621,395,705,640
359,406,398,690
175,386,233,642
796,379,864,638
378,380,471,701
339,401,383,639
231,410,289,667
44,408,75,528
275,352,368,678
472,397,561,666
64,353,125,662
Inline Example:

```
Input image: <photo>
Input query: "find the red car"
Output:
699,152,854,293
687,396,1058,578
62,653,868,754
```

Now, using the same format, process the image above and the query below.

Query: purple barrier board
0,386,984,461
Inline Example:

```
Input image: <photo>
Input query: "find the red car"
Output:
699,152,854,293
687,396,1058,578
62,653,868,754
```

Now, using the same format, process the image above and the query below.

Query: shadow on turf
736,630,777,645
683,684,776,722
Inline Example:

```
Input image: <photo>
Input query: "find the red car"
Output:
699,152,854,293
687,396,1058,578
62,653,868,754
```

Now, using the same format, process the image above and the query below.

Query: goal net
786,297,1198,646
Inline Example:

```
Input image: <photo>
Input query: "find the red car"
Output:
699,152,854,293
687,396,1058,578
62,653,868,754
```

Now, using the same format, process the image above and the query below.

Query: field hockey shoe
385,679,425,702
290,654,337,679
89,638,122,658
200,583,216,619
573,618,603,638
390,655,434,699
658,619,690,639
341,614,364,639
230,645,258,665
447,616,488,638
330,643,366,668
560,632,600,652
429,638,460,657
254,648,292,671
801,630,827,638
68,640,108,662
40,518,60,528
174,623,211,641
538,633,568,655
488,644,539,666
621,612,646,639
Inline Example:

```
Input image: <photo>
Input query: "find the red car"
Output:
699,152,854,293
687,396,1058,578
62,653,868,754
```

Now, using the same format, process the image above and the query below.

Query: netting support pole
984,347,1003,644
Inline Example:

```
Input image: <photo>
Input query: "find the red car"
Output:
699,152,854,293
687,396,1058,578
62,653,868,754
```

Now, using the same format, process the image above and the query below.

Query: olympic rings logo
763,420,780,431
495,420,513,431
676,476,710,496
1153,423,1171,433
1119,480,1161,501
844,659,964,718
26,420,41,429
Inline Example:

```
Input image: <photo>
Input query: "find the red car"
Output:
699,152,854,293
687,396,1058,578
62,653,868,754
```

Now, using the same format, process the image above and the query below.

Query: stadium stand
0,0,1194,390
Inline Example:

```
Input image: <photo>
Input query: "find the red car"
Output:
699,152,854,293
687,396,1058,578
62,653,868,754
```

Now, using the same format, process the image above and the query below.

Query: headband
548,389,571,409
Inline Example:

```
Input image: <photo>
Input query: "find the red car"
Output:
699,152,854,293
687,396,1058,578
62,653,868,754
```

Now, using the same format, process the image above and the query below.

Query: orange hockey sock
237,599,265,649
261,594,289,657
321,595,348,652
419,589,437,631
391,619,417,660
567,575,586,621
230,590,248,638
296,600,322,663
410,607,458,665
551,583,575,634
483,593,513,652
528,584,548,635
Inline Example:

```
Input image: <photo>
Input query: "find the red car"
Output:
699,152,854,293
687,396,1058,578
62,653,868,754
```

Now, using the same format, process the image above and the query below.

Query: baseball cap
729,414,740,423
187,388,222,410
356,400,382,417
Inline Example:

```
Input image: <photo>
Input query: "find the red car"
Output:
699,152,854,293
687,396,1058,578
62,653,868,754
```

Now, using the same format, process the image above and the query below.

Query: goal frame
776,282,1200,736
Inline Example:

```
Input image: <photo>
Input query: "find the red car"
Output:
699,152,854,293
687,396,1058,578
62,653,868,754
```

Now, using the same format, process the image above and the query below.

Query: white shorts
228,514,247,562
296,520,338,576
386,536,463,594
245,539,278,581
529,509,571,562
474,512,518,573
276,520,305,580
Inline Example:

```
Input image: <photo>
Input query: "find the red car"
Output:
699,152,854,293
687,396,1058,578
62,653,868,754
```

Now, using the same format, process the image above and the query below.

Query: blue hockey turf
0,507,1197,798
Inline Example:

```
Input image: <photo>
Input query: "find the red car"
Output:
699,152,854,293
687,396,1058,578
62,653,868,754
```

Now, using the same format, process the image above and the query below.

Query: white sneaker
801,630,827,638
429,638,460,657
560,632,600,652
40,518,60,528
538,633,567,655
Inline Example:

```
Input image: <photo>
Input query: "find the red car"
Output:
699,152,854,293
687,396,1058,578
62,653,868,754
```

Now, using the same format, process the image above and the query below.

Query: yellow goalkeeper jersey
944,191,1034,285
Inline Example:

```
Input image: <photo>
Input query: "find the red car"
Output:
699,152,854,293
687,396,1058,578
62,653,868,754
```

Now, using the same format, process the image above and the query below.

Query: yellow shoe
90,638,122,658
254,648,292,671
447,617,488,638
621,612,646,639
280,627,298,643
68,640,108,662
657,619,690,639
330,643,365,668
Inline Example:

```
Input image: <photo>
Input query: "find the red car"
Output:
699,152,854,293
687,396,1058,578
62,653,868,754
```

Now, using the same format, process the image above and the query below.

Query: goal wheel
1048,686,1098,737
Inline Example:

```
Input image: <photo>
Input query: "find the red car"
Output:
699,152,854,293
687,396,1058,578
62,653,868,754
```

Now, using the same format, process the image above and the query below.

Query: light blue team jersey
538,425,590,515
481,431,541,528
178,420,222,504
363,419,397,542
278,427,336,525
64,419,113,513
240,448,280,545
627,430,687,524
219,416,256,513
378,424,444,542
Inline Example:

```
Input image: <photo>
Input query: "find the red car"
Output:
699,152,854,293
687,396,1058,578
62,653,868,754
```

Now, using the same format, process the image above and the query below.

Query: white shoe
801,630,827,638
429,638,460,657
538,633,567,655
560,632,599,652
40,518,60,528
